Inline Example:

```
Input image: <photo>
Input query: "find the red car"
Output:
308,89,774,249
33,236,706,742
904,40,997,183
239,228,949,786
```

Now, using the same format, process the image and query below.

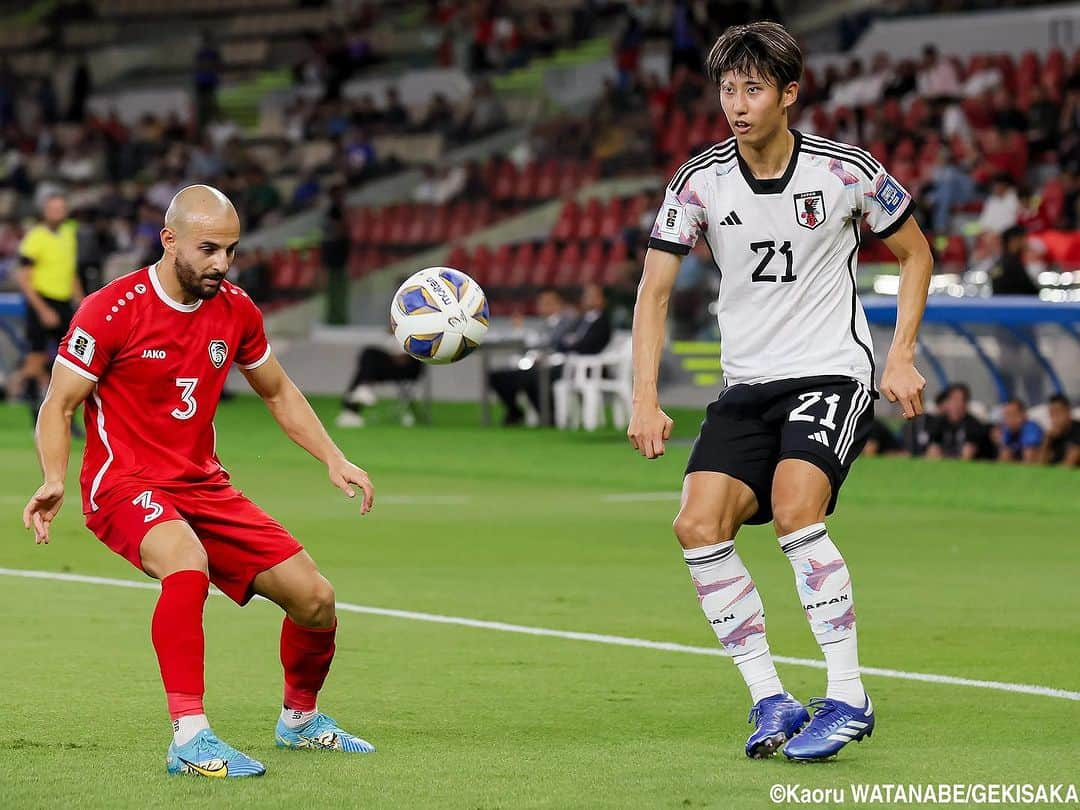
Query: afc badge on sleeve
208,340,228,369
875,176,907,214
793,190,826,230
68,327,96,366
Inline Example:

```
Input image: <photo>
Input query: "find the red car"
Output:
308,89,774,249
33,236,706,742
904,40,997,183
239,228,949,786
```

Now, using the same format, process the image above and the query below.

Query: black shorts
25,296,75,354
686,375,876,525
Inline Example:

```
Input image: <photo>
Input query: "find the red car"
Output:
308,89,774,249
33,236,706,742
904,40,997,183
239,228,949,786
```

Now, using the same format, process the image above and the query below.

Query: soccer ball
391,267,489,364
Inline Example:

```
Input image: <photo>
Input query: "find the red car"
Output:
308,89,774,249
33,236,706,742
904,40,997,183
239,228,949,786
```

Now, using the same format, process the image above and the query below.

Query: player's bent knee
771,499,825,537
673,511,738,549
292,576,336,627
139,521,208,580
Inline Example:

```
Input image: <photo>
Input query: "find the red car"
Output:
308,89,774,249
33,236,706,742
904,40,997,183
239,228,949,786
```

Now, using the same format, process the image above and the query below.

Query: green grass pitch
1,396,1078,808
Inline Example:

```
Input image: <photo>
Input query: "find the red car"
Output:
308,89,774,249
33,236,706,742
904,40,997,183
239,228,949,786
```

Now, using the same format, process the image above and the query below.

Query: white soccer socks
778,523,865,706
684,541,784,703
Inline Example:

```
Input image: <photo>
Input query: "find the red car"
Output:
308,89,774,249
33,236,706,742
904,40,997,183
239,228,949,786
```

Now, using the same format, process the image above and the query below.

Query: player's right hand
37,305,61,329
627,405,674,459
23,482,65,544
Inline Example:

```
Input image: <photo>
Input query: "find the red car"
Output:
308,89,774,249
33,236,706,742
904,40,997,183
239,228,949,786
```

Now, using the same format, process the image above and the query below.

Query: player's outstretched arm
241,353,374,513
23,364,96,543
627,248,680,459
881,216,933,419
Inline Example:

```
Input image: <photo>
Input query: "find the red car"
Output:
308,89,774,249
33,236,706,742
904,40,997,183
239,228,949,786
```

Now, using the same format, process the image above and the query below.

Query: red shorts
85,482,303,605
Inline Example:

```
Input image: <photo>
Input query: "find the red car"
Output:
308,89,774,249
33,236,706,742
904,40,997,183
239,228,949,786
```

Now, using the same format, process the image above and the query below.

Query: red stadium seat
445,244,470,274
514,161,540,201
534,159,560,200
937,235,968,272
685,113,710,151
485,243,514,288
429,203,451,244
659,109,688,156
368,206,390,245
504,241,535,289
577,198,603,241
446,202,473,241
577,240,606,285
551,242,582,288
468,244,493,287
552,200,581,242
492,162,517,202
598,238,629,286
597,196,625,241
530,241,560,288
709,113,733,143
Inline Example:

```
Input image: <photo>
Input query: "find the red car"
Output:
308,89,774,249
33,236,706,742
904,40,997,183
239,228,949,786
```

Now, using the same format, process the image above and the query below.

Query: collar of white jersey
735,128,802,196
149,262,203,312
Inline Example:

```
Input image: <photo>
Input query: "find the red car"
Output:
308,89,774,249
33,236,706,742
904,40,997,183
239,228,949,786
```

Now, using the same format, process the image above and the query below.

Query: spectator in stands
862,418,903,457
488,286,610,427
925,383,994,461
1041,394,1080,467
13,192,83,421
383,86,410,129
193,31,222,130
992,87,1028,134
669,0,703,75
67,59,92,123
335,343,425,429
615,10,645,90
322,185,350,325
455,79,507,140
926,147,975,233
977,174,1021,235
991,225,1040,295
413,164,466,205
994,398,1044,463
917,44,960,102
1026,84,1059,158
416,93,457,138
883,58,917,101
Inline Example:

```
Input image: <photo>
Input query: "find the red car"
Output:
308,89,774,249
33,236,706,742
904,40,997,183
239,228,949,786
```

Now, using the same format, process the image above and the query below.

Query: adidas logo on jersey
141,349,167,359
718,210,742,226
809,430,830,446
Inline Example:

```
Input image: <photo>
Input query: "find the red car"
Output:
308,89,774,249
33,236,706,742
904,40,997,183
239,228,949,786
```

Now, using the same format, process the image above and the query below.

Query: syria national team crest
794,190,826,230
208,340,228,369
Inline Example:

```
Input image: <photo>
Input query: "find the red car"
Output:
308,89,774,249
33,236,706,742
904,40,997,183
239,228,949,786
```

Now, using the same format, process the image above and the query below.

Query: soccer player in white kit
627,22,933,761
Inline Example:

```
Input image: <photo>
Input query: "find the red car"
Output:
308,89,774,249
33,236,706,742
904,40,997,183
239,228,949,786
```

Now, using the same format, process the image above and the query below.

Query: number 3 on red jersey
171,377,198,420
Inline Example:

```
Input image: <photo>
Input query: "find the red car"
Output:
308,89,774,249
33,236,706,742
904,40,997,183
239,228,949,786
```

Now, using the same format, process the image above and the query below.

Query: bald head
159,184,241,302
164,184,239,235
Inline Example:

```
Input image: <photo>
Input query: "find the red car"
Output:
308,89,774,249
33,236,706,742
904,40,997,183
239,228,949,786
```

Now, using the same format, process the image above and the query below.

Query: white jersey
649,130,913,391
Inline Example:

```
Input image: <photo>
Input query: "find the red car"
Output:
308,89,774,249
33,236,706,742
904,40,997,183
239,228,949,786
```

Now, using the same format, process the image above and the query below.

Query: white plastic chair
554,331,633,431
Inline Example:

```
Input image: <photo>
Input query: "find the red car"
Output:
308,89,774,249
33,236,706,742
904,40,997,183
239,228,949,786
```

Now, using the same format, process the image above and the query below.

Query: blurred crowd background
0,0,1077,465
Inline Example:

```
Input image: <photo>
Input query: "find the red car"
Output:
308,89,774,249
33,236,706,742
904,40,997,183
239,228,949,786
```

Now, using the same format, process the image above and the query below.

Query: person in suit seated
489,284,611,426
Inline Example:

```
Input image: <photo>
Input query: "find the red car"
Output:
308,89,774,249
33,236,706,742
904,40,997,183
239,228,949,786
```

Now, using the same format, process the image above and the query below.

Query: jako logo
141,349,166,359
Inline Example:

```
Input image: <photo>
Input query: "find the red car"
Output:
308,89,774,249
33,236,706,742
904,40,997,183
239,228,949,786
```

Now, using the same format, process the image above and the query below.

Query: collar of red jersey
149,262,203,313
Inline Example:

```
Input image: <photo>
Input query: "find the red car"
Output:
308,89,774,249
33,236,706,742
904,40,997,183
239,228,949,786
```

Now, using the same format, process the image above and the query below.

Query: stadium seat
597,239,629,286
577,240,606,285
530,241,560,288
534,159,560,199
505,241,536,290
552,200,581,242
492,162,517,202
445,244,470,275
552,242,581,288
485,243,514,289
514,161,540,201
468,244,494,287
577,198,603,242
447,202,473,241
597,197,625,241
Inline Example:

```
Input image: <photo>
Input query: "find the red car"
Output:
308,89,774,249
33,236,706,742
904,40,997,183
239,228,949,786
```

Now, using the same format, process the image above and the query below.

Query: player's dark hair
705,22,803,90
1048,393,1070,407
1005,397,1026,410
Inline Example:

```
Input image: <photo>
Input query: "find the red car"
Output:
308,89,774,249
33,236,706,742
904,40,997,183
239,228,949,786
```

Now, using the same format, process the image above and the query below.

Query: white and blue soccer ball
391,267,489,364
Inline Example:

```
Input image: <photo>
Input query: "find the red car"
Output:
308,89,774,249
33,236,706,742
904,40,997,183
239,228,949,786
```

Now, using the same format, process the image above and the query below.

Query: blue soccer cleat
275,712,375,753
166,728,266,778
783,694,875,761
745,692,810,758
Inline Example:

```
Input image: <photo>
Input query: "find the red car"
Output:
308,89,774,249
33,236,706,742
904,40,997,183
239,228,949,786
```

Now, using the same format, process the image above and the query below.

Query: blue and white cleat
275,713,375,753
166,728,266,778
745,692,810,758
783,694,875,761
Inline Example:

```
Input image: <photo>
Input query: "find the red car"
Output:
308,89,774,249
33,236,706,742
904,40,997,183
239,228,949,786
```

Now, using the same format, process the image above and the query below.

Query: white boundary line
2,567,1077,702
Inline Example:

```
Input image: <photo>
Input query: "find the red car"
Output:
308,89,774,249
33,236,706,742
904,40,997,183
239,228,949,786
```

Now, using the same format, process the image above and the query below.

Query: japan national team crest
794,190,826,230
208,340,228,369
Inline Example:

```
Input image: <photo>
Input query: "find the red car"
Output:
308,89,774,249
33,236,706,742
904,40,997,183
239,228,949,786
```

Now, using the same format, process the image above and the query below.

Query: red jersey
56,265,270,514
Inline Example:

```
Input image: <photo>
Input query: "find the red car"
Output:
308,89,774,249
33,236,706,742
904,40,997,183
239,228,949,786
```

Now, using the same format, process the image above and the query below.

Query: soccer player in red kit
23,185,377,778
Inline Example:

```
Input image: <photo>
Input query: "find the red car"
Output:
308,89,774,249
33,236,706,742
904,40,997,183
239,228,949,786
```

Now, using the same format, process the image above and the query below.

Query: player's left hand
880,354,926,420
328,458,375,514
23,481,65,544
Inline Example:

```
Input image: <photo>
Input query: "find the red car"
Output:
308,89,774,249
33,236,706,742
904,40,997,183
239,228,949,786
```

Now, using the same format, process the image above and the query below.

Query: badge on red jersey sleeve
56,283,142,381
